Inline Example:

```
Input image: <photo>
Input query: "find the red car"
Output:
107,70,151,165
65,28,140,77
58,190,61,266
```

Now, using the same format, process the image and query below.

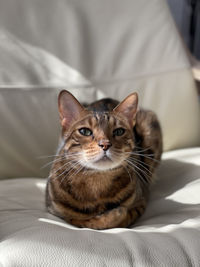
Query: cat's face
58,91,138,171
64,113,135,170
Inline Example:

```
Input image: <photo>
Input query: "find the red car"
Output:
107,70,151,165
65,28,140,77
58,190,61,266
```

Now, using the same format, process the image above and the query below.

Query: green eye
79,128,93,136
113,128,125,136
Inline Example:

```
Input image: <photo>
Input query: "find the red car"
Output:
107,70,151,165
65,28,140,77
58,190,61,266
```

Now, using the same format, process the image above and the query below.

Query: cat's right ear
58,90,86,129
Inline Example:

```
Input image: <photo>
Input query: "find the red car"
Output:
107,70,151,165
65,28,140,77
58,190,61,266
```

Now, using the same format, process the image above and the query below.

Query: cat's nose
98,140,112,151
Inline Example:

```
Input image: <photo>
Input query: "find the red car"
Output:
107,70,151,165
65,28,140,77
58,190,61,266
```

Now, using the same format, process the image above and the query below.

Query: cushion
0,147,200,266
0,0,199,179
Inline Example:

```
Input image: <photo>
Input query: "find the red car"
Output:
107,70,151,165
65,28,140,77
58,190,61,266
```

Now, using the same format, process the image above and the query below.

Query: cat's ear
113,93,138,127
58,90,86,129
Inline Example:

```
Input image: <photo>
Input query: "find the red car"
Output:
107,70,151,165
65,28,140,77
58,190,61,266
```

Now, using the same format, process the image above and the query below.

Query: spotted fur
46,90,162,229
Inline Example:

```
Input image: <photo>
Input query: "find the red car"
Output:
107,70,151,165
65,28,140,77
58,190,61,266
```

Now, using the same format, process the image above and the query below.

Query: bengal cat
46,90,162,229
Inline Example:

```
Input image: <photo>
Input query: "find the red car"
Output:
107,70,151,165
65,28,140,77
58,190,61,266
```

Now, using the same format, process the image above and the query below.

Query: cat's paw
86,207,128,229
71,206,128,230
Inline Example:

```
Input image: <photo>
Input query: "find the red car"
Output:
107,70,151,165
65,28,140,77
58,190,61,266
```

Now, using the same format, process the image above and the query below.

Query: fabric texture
0,0,199,179
0,148,200,266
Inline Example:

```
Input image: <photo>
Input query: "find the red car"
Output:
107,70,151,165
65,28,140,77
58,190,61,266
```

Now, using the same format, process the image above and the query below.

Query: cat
46,90,162,229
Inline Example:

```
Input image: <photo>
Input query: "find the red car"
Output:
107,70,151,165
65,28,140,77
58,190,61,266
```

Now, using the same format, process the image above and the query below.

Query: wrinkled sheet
0,148,200,266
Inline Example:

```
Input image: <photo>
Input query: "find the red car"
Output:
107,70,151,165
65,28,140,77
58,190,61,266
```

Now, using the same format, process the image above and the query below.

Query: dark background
167,0,200,60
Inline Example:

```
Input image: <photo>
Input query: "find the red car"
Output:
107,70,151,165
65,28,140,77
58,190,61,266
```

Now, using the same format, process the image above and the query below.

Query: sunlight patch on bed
38,218,134,233
165,179,200,204
36,182,46,193
162,148,200,165
39,218,77,229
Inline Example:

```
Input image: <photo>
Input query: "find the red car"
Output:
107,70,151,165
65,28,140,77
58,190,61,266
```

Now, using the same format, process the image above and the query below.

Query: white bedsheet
0,148,200,266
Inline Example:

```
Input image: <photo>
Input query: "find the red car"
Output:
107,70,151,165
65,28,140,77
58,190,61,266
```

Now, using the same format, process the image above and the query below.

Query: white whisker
50,158,81,178
125,160,149,184
122,163,132,182
60,161,84,185
41,156,65,169
123,151,159,163
127,157,153,176
126,159,151,178
125,159,150,184
134,145,154,152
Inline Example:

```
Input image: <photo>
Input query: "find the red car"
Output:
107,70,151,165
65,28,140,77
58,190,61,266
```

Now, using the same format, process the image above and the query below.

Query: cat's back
83,98,119,112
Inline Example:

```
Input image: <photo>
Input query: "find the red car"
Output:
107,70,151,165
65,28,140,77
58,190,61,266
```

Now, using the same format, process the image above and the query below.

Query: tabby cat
46,90,162,229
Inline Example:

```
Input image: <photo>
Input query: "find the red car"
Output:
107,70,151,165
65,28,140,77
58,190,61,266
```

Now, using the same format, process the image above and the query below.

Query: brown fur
46,90,162,229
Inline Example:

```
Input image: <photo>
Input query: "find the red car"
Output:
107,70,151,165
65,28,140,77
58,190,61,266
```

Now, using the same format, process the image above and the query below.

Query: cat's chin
82,157,123,171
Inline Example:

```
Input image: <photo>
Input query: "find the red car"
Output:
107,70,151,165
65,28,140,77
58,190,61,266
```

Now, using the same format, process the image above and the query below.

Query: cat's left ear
113,93,138,127
58,90,86,129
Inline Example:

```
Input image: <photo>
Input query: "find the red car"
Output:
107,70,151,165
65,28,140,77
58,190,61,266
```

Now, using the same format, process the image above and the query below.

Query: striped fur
46,91,162,229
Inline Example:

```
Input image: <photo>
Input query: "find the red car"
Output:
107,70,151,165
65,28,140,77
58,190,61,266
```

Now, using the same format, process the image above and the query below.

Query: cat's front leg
71,206,128,230
118,198,147,228
71,198,146,229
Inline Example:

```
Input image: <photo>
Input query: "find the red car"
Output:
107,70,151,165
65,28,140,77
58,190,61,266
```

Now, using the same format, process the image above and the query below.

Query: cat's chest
69,173,115,201
68,170,134,202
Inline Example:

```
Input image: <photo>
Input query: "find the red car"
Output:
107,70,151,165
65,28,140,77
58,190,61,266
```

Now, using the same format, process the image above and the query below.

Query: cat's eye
79,128,93,136
113,128,125,136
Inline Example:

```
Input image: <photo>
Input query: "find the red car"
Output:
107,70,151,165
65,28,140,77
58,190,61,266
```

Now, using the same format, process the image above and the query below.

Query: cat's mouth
96,155,112,162
82,150,123,170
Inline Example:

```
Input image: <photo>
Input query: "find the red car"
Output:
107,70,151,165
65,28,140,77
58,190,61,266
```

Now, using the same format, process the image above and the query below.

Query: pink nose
98,140,112,151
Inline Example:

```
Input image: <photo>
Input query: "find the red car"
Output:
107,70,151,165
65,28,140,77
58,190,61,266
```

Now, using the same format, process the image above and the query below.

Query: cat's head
58,90,138,171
